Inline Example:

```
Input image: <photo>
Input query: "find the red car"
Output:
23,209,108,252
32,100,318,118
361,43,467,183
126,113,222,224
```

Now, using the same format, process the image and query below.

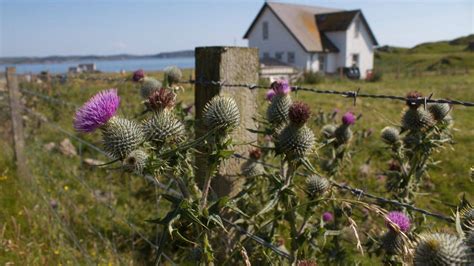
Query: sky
0,0,473,57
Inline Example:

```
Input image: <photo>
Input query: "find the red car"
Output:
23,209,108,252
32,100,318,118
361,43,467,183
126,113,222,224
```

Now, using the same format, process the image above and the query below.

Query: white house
244,2,378,79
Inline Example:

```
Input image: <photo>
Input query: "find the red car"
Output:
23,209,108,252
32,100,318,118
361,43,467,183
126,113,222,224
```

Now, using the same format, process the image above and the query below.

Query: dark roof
243,2,378,51
316,10,359,31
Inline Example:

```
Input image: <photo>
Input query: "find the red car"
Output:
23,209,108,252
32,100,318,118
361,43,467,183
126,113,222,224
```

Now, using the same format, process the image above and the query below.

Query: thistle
305,174,330,198
202,96,240,132
386,211,411,233
142,111,185,146
414,233,472,265
73,89,120,133
321,124,336,139
123,149,149,174
132,69,145,82
428,103,451,121
275,102,315,160
334,112,355,144
266,79,292,126
266,89,276,101
164,66,182,86
380,211,411,254
147,87,176,112
381,126,400,145
401,92,434,131
460,206,474,232
322,211,334,223
140,77,162,99
101,117,144,159
241,149,265,178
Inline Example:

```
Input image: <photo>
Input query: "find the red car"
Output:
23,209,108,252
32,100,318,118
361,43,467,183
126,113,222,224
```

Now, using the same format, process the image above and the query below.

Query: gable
244,2,378,50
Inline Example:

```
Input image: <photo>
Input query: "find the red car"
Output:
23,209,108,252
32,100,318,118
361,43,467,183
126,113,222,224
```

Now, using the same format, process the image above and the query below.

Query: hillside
375,34,474,73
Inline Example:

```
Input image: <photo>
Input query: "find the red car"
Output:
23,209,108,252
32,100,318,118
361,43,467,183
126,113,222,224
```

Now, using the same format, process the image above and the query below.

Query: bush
300,71,325,84
366,70,383,82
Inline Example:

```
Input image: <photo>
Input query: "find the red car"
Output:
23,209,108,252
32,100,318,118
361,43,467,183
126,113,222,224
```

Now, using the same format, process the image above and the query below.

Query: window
352,54,359,67
355,19,360,38
287,52,295,64
275,52,284,60
263,21,269,40
263,52,270,59
318,54,325,72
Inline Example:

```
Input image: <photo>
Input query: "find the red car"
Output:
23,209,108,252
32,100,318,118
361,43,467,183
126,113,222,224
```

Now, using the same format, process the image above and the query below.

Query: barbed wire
232,154,454,222
182,79,474,107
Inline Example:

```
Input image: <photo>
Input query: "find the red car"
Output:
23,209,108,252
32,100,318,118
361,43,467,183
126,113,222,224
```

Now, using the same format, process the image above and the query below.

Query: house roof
243,2,378,52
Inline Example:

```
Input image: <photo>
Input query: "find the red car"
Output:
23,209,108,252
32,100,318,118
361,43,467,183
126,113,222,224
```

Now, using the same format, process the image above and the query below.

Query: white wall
247,7,309,71
325,31,346,73
345,17,375,78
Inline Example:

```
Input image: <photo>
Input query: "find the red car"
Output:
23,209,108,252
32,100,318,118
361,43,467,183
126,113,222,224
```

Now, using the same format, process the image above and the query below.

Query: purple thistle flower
342,112,356,125
271,79,290,95
74,89,120,133
132,69,145,82
386,211,411,233
266,89,276,101
288,102,311,125
322,211,334,222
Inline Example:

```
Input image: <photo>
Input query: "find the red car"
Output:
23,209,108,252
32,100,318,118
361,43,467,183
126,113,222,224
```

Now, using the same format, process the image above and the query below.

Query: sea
0,57,195,74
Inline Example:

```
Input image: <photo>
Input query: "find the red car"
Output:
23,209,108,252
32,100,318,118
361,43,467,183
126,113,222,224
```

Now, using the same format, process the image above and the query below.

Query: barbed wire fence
5,50,473,263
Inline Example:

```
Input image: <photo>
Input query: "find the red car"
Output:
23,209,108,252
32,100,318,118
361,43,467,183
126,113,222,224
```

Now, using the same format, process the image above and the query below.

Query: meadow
0,63,473,264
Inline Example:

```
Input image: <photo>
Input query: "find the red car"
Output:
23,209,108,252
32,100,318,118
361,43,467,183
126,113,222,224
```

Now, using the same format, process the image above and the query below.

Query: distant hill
375,34,474,72
0,50,195,65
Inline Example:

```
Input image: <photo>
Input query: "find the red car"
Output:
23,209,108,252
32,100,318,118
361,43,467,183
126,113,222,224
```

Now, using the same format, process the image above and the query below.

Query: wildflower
322,211,334,222
405,91,423,108
147,87,176,112
164,66,182,85
73,89,120,133
381,126,400,144
266,89,276,101
428,103,451,121
386,211,410,233
306,175,330,198
334,112,356,144
123,149,149,175
142,111,185,146
271,79,291,95
414,233,471,265
342,112,356,125
140,77,162,99
288,102,311,126
132,69,145,82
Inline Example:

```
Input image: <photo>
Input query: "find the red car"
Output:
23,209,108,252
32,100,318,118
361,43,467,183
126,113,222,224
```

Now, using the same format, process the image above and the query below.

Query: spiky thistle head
147,87,176,111
101,117,144,159
406,91,423,109
386,211,411,233
342,112,356,126
164,66,182,86
381,126,400,144
276,124,315,160
401,108,434,131
266,93,292,126
288,102,311,126
334,123,353,144
428,103,451,121
132,69,145,82
271,79,291,95
381,230,407,255
249,148,262,160
305,174,330,198
142,111,185,146
322,211,334,222
321,124,336,139
414,233,471,266
241,160,265,178
266,89,276,101
202,96,240,131
74,89,120,133
140,77,162,99
123,149,148,174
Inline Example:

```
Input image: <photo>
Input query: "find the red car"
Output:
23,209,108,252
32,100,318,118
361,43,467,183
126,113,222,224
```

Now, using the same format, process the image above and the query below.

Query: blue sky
0,0,473,57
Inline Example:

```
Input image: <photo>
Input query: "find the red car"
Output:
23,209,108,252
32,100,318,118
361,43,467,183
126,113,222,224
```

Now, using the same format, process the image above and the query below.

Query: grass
0,67,473,264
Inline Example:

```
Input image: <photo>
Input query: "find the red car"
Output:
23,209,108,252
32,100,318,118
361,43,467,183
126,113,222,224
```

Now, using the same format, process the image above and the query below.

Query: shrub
300,71,325,84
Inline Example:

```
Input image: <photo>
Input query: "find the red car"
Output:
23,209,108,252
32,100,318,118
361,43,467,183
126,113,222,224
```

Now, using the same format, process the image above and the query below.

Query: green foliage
300,71,325,84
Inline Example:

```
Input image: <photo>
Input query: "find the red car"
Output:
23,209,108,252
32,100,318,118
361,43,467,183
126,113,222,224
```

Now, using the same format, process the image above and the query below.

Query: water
0,57,195,74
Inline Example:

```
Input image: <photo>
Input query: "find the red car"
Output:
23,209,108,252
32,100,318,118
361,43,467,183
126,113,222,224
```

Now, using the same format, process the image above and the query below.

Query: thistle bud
414,233,471,266
406,91,423,108
381,126,400,144
123,149,148,174
140,77,162,99
288,102,311,126
142,111,185,146
132,69,145,82
320,124,336,139
401,108,434,131
147,87,176,112
305,175,330,198
101,117,145,160
164,66,182,86
428,103,451,121
202,96,240,132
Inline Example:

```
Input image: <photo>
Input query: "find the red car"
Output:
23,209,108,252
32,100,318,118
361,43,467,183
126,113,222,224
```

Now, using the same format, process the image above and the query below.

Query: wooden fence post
194,47,259,198
6,67,30,183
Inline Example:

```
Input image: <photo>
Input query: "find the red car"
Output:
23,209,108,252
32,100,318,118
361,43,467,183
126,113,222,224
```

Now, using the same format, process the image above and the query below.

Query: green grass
0,68,473,264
